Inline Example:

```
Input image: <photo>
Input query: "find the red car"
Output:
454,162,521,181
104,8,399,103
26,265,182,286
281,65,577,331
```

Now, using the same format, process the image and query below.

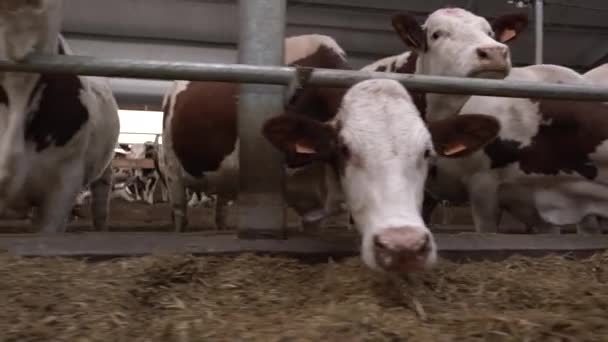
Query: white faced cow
263,78,499,273
160,34,351,231
0,0,120,232
388,7,607,234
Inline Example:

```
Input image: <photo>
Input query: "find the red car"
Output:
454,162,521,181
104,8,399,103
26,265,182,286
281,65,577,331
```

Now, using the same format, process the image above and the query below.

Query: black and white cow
0,0,120,232
383,7,607,234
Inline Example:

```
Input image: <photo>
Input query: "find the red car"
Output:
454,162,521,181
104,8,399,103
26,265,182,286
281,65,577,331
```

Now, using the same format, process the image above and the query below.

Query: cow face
391,8,528,79
0,0,61,61
263,79,500,273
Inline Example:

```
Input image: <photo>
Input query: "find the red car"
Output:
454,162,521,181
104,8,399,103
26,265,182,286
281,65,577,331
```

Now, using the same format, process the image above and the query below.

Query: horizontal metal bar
111,158,155,169
0,54,607,101
0,232,606,262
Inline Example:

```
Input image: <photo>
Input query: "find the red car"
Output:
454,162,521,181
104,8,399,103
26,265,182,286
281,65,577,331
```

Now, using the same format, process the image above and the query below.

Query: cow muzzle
373,227,435,273
468,45,511,79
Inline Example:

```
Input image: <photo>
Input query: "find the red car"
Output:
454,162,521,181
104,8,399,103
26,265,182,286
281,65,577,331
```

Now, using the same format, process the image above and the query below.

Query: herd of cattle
1,0,607,273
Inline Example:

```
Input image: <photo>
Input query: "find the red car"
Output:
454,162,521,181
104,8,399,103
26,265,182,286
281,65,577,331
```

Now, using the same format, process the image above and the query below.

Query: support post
535,0,544,64
236,0,287,239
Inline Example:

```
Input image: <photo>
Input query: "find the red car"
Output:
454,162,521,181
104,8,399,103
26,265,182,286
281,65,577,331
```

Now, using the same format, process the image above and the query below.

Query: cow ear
391,13,427,51
427,114,500,158
262,114,338,166
491,13,528,43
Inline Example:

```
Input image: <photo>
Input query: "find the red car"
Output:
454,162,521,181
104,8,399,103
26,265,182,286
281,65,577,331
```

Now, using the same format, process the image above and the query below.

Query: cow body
584,64,608,86
390,7,607,233
0,0,120,232
160,35,350,231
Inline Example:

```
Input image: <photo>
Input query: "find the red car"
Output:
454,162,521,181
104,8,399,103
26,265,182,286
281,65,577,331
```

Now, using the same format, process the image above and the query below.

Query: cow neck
411,53,472,123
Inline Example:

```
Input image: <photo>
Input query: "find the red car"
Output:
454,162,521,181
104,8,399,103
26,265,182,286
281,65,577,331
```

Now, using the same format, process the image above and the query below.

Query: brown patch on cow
25,74,89,152
394,52,418,74
484,100,608,179
169,39,350,177
287,86,347,123
428,114,500,158
490,13,529,43
391,13,427,52
290,45,349,70
286,44,350,123
374,65,387,72
375,52,427,119
263,114,338,168
395,52,427,119
170,81,238,177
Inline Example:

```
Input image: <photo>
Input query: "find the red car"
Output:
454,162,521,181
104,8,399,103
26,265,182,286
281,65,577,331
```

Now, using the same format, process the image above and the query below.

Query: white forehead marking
424,8,492,32
336,79,428,160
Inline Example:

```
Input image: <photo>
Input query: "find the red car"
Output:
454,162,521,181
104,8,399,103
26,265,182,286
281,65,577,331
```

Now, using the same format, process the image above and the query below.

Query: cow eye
431,31,442,40
424,149,431,159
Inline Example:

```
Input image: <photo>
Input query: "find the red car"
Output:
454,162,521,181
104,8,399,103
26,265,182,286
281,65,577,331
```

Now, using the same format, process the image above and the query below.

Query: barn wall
61,0,608,109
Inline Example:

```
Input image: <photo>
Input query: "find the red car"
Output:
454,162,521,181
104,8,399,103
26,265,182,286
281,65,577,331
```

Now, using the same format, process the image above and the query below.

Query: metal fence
2,0,608,243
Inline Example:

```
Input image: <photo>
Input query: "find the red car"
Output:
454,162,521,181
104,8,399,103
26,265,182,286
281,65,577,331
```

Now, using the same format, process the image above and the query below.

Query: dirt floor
1,252,607,341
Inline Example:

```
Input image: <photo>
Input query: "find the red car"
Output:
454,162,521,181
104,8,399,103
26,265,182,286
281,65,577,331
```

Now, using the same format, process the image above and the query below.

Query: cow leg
167,174,188,232
90,165,112,231
577,215,602,235
35,166,84,233
143,178,155,205
215,195,230,230
468,173,501,233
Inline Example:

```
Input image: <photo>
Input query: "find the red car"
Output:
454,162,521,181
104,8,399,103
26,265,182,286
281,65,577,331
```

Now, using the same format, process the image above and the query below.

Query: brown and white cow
160,34,350,231
262,78,500,272
386,7,608,234
0,0,120,232
584,63,608,86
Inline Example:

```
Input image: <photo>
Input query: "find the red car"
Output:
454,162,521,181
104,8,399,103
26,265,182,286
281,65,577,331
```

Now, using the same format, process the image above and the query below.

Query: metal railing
1,55,608,101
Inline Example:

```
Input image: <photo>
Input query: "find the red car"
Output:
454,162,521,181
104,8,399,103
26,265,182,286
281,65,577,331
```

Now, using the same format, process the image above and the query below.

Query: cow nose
373,227,433,273
476,45,509,64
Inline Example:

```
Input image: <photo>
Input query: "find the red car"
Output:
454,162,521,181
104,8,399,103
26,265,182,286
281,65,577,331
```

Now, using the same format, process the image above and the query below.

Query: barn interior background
47,0,608,228
60,0,608,144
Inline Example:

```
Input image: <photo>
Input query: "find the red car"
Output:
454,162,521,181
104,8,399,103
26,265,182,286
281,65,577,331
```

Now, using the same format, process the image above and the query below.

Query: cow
0,0,120,232
120,142,164,204
160,34,351,231
262,78,500,273
584,64,608,86
385,7,608,234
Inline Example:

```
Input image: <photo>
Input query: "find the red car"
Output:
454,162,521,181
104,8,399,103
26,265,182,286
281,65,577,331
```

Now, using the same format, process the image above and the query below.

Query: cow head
391,8,528,79
263,79,500,273
0,0,63,61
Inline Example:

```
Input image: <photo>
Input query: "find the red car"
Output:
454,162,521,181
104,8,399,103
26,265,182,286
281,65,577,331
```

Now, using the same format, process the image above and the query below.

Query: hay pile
0,252,606,341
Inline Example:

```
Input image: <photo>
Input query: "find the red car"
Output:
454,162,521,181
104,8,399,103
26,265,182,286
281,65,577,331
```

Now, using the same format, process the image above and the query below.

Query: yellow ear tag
500,29,516,42
295,143,316,154
443,143,467,156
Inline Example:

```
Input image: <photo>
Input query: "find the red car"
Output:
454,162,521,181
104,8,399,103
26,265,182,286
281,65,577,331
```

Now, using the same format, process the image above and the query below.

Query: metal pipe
1,55,608,101
236,0,287,239
535,0,544,64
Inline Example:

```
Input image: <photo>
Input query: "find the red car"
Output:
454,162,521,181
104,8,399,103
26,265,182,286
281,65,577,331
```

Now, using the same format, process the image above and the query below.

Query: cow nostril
477,48,489,59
